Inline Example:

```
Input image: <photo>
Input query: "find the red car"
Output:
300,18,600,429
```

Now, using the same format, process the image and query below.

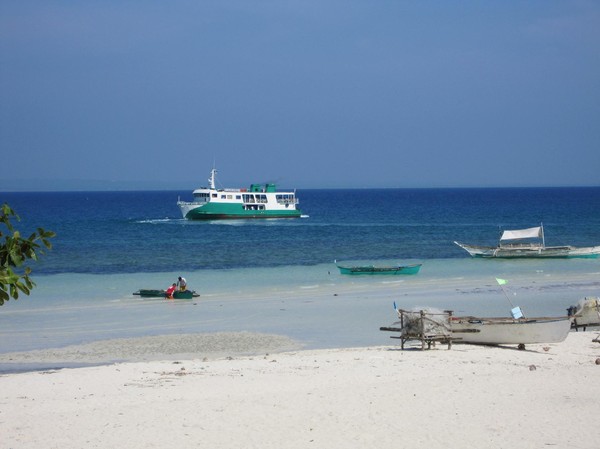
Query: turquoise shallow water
1,187,599,365
1,258,598,360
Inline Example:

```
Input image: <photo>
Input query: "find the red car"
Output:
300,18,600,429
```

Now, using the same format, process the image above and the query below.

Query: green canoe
336,262,422,275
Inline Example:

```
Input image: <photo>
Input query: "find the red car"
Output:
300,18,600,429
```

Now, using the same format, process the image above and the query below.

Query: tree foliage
0,203,55,305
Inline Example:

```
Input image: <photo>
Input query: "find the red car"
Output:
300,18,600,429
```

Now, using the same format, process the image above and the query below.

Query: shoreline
2,332,599,448
0,331,303,373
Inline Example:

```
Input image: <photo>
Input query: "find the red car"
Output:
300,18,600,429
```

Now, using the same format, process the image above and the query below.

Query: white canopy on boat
500,226,543,241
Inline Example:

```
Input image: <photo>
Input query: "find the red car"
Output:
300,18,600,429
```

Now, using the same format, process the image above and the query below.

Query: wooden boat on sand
567,297,600,329
133,289,200,299
381,307,572,349
450,315,572,345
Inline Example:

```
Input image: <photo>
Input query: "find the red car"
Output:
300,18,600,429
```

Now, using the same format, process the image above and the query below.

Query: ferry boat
177,168,302,220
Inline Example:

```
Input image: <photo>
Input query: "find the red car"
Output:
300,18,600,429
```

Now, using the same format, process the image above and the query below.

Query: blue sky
1,1,599,190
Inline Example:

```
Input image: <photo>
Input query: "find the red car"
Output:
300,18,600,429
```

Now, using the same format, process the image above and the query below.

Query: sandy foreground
0,331,599,449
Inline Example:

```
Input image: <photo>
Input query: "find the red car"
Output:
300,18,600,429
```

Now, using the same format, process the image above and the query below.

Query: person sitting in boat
165,283,177,299
177,276,187,292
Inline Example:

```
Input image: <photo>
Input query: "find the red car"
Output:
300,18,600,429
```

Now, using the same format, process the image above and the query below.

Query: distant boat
177,168,302,220
133,289,199,299
336,261,422,275
454,224,600,258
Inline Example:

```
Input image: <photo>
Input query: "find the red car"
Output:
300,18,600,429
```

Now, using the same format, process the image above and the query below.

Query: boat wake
136,218,195,225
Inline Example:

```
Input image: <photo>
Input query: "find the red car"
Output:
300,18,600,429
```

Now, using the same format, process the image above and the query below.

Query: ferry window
236,195,241,200
212,193,217,198
227,195,232,199
277,194,293,203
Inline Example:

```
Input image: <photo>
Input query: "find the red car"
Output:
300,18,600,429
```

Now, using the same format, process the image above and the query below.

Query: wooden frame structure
380,309,456,350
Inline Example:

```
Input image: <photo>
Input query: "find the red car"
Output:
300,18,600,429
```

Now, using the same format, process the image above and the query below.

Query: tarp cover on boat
500,226,542,241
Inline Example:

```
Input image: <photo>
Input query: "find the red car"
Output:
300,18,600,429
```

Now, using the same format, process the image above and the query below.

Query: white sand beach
1,331,599,449
1,263,600,448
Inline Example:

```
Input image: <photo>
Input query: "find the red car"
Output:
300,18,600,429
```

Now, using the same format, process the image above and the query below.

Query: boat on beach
177,168,302,220
133,289,200,299
335,261,422,275
449,315,572,345
454,224,600,258
381,307,572,349
567,297,600,329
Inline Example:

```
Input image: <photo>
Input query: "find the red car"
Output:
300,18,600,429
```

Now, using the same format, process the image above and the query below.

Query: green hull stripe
185,202,301,219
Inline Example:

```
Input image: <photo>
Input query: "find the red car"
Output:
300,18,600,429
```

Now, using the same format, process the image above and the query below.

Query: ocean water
1,187,600,358
5,187,600,273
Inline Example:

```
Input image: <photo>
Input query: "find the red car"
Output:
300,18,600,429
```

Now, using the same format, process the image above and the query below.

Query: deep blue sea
4,187,600,274
2,187,600,362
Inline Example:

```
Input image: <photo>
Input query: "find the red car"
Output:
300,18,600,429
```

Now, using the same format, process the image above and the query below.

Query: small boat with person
454,223,600,258
177,168,302,220
335,261,422,275
133,289,200,300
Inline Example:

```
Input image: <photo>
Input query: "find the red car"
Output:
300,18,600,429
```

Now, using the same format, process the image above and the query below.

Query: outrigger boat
454,224,600,258
449,315,572,345
381,306,572,349
336,261,422,275
133,289,200,299
177,168,302,220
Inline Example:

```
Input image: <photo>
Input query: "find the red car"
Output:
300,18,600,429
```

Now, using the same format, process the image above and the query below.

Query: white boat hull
451,317,572,345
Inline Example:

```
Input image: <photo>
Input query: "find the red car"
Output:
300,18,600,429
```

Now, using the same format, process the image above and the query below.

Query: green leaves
0,203,54,306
